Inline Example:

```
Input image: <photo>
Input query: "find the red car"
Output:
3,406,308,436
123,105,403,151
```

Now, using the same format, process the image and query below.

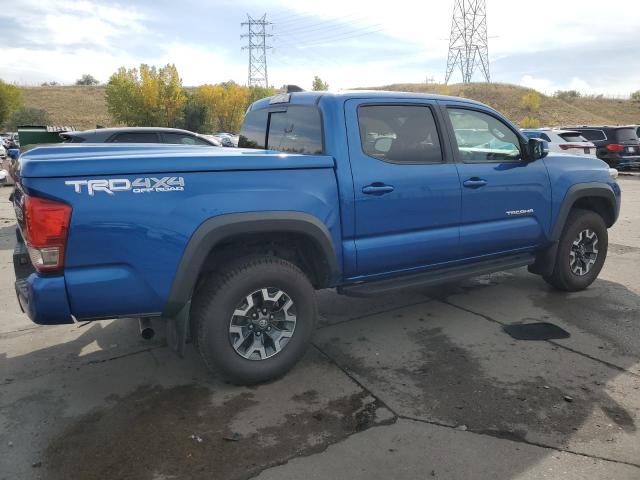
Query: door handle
362,183,394,195
463,178,487,188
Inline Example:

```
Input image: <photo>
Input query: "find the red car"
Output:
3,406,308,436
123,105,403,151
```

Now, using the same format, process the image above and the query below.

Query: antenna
445,0,490,84
241,14,272,88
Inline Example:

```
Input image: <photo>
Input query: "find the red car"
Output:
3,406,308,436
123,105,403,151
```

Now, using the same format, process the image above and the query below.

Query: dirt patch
44,384,387,480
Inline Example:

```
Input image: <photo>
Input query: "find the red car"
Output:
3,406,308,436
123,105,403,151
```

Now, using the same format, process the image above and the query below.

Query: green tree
75,74,99,86
312,76,329,91
105,64,186,127
630,90,640,102
5,107,51,130
0,79,22,127
182,91,211,133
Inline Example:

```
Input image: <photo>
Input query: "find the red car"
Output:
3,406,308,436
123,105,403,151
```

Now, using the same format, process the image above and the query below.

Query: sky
1,0,638,96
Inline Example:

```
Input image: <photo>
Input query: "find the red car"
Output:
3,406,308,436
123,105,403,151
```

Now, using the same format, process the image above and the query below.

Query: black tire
191,255,317,385
543,208,608,292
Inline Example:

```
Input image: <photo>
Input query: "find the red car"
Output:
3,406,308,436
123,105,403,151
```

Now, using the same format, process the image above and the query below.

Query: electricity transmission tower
444,0,490,84
241,14,272,88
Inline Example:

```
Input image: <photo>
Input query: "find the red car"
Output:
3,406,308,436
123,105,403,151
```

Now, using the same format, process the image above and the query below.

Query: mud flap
166,300,191,358
528,241,558,277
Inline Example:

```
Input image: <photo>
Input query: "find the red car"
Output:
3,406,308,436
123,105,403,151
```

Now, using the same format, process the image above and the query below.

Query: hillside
19,85,111,130
18,83,640,130
366,83,640,127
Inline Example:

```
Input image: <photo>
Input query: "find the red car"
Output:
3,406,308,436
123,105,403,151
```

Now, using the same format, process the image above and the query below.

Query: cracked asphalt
1,176,639,479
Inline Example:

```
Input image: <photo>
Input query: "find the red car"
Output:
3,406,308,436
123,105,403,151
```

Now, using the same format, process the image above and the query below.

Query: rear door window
357,105,443,163
163,133,211,145
110,132,160,143
579,130,606,141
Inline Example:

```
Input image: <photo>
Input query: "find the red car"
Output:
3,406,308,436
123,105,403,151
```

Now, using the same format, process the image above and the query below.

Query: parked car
561,126,640,169
13,91,620,385
0,144,6,159
60,127,222,147
521,129,596,157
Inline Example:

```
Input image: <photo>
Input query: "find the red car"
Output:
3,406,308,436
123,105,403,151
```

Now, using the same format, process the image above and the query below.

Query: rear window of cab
239,105,323,154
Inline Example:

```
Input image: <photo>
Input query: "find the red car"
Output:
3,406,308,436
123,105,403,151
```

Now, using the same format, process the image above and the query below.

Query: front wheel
191,256,317,385
543,209,608,291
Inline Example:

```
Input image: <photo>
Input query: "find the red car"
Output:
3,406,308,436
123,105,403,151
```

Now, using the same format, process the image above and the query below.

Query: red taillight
606,144,625,152
22,195,71,272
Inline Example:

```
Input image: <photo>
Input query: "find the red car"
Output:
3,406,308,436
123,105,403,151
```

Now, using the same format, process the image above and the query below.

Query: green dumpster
17,125,75,149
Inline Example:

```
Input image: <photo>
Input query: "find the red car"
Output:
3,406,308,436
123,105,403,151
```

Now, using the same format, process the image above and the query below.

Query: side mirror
7,148,19,160
528,138,548,161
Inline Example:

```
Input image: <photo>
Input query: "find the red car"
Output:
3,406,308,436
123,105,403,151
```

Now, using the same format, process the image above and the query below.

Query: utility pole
241,14,272,88
444,0,490,84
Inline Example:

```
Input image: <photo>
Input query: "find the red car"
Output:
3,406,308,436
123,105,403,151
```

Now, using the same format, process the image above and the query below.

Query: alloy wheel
228,287,297,360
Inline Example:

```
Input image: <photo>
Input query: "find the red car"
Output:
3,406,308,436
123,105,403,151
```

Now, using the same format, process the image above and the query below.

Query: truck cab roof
248,90,487,111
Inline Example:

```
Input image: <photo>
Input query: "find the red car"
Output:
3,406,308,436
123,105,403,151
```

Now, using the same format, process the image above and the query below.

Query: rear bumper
599,154,640,169
13,232,73,325
615,156,640,169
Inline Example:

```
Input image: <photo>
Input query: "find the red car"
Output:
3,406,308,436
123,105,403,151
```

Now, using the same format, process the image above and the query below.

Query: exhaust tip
139,317,155,340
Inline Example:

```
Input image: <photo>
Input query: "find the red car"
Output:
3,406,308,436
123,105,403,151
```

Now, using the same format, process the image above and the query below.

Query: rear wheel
543,209,608,291
191,255,317,385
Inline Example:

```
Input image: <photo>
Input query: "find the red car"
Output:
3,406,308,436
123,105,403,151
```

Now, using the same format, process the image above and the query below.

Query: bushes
631,90,640,103
521,91,541,112
76,74,99,86
5,107,51,130
520,116,540,128
554,90,581,102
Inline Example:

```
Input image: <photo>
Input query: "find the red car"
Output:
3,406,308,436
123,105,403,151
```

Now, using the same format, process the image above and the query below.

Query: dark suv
563,126,640,170
60,127,222,146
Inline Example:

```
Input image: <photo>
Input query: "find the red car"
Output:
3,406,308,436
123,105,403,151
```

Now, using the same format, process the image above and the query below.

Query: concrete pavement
1,178,639,479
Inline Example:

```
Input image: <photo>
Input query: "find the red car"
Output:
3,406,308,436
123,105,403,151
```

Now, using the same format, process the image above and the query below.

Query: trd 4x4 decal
65,177,185,196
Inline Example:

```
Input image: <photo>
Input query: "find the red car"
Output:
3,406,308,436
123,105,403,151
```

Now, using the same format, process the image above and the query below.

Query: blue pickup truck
12,91,620,384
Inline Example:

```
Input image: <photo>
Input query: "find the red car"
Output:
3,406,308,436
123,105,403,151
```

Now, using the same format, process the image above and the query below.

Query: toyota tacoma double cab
12,90,621,384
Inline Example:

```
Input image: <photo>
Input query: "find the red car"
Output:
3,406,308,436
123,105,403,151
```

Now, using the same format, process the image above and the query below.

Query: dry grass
19,85,112,130
19,83,640,130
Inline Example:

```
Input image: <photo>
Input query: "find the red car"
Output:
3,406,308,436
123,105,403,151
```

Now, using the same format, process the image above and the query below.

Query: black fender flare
529,182,617,276
162,211,340,317
550,182,617,241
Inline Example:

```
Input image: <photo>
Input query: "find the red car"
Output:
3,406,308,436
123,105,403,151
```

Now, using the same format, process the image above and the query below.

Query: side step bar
338,253,536,297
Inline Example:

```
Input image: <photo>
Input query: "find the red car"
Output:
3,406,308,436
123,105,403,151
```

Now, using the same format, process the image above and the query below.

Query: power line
291,25,386,48
445,0,490,84
275,13,363,36
241,14,272,87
